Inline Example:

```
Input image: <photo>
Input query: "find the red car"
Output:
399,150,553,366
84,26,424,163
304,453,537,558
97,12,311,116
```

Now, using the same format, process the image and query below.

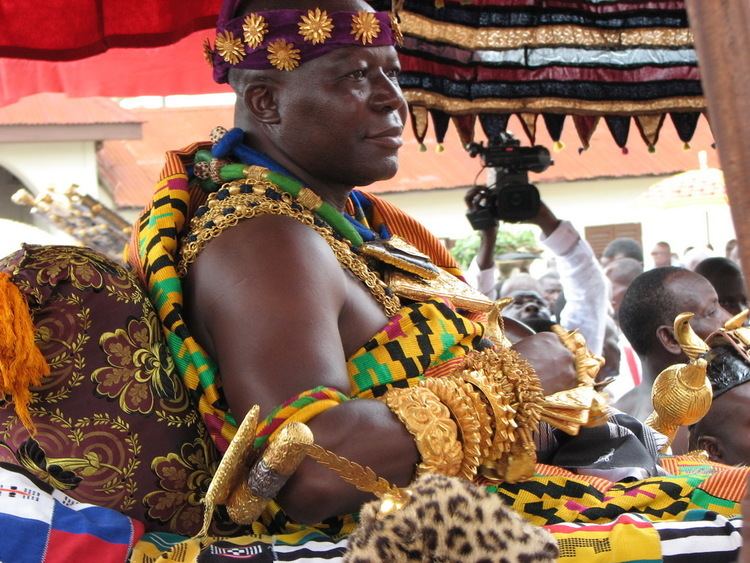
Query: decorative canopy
0,0,707,150
376,0,706,152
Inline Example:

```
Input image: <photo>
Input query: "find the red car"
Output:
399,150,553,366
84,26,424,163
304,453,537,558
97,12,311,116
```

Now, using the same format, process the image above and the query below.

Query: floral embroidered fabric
0,245,242,536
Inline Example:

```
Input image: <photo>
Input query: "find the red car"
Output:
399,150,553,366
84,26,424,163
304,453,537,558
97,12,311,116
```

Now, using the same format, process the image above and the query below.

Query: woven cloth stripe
347,300,485,398
128,143,235,453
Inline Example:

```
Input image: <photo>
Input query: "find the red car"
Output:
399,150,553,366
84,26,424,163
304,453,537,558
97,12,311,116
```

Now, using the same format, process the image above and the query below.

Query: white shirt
468,220,608,354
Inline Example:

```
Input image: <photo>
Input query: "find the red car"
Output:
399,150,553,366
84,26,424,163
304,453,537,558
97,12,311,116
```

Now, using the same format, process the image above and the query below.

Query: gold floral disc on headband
243,13,269,49
299,8,334,45
351,11,381,45
216,30,246,64
267,38,302,71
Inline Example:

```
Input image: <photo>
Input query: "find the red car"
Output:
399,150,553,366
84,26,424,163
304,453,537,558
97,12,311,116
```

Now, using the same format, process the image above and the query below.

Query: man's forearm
276,398,419,524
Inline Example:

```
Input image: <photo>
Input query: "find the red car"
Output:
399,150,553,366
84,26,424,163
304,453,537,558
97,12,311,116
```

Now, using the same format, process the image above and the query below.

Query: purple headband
206,6,401,82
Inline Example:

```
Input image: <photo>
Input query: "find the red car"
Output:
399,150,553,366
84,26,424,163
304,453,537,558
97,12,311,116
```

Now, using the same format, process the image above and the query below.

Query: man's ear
697,435,723,462
242,79,281,125
656,324,682,355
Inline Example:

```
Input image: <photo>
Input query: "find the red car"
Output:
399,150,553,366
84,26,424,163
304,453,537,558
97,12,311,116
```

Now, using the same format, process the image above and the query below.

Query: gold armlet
460,370,516,463
420,377,482,480
381,385,463,477
462,347,545,482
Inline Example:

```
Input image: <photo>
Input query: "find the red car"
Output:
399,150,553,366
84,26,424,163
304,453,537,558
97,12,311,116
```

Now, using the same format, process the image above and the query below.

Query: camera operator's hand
523,200,561,237
465,185,498,270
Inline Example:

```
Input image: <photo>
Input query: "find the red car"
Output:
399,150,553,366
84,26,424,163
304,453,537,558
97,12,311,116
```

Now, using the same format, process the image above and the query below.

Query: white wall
0,141,99,199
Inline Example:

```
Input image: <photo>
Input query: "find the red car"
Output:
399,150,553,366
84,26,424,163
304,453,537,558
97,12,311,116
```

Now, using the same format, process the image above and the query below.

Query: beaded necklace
218,163,364,247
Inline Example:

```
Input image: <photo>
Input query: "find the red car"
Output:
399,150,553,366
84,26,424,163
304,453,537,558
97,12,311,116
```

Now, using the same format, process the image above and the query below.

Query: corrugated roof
0,93,138,126
100,104,718,209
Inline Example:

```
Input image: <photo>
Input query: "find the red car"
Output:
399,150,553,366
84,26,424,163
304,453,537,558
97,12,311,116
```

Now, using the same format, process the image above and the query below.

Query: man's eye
348,69,366,79
386,68,401,80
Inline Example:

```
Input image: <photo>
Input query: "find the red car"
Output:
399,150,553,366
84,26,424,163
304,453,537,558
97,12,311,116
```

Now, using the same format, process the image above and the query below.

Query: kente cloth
0,461,143,563
125,141,464,454
0,245,242,538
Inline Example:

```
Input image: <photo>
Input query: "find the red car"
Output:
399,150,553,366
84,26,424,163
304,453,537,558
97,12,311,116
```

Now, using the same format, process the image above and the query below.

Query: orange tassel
0,273,49,434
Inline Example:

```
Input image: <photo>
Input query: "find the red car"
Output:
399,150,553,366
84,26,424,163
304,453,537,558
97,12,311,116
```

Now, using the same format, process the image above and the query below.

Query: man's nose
523,302,540,314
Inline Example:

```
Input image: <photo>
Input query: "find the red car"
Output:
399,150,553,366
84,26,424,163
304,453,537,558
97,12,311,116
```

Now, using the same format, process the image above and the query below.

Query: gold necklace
179,180,402,317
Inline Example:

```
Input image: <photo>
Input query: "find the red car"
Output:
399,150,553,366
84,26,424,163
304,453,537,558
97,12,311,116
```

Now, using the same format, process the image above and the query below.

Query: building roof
0,93,141,142
99,103,718,209
0,93,137,126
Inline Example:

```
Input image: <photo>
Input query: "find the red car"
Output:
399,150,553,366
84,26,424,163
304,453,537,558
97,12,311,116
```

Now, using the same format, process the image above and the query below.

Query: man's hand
464,185,498,270
511,332,577,395
525,200,561,237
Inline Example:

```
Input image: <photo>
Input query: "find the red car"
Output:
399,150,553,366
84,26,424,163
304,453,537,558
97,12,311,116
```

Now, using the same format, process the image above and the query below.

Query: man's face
504,290,552,324
704,383,750,465
651,244,671,267
539,277,562,310
272,42,407,189
668,272,732,340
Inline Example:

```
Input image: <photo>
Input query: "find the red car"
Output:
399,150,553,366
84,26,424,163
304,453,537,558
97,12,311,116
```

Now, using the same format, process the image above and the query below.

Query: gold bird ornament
645,312,711,452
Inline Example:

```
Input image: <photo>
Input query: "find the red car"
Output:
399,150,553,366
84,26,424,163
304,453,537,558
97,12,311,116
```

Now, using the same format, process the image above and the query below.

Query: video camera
465,131,552,230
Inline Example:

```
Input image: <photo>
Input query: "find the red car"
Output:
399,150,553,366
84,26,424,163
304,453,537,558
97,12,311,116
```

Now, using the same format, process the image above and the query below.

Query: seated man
0,1,747,561
617,267,731,421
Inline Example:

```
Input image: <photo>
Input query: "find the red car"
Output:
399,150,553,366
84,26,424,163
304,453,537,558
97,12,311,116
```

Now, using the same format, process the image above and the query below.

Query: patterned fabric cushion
0,245,238,536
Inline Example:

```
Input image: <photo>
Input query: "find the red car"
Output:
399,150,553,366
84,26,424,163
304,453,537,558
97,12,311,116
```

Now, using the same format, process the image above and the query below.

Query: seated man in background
695,256,748,316
617,267,731,421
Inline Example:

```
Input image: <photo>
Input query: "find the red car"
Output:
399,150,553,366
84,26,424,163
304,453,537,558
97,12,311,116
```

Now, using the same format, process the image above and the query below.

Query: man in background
650,241,672,268
600,237,643,267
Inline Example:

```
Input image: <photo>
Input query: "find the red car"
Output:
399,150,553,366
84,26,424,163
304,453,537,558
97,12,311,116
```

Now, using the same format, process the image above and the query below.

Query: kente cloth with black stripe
126,141,466,453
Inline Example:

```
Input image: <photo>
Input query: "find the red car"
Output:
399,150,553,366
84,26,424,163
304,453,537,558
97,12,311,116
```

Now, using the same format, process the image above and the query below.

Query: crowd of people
0,0,748,561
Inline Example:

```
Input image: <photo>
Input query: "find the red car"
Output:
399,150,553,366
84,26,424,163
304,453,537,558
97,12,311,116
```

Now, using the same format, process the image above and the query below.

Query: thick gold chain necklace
178,180,402,317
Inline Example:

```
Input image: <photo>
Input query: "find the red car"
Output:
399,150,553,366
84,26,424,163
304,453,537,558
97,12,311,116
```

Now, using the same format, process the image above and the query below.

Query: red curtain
0,0,221,60
0,31,230,107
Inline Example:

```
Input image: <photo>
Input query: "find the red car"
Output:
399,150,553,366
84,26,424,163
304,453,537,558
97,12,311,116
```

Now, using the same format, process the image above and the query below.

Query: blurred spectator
601,237,643,267
601,258,644,402
499,276,555,333
538,271,562,312
650,241,672,268
695,257,748,316
683,246,717,271
604,257,644,319
726,239,738,260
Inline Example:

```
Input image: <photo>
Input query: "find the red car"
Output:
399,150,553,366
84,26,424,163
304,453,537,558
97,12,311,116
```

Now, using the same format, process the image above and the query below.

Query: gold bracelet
420,377,482,480
382,386,463,477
